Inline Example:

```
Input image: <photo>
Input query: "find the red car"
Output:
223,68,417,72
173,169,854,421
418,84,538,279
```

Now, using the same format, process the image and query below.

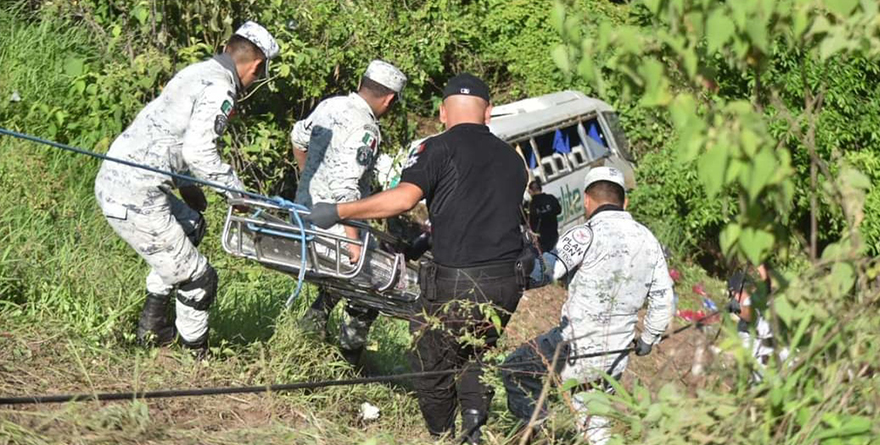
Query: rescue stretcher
221,197,421,317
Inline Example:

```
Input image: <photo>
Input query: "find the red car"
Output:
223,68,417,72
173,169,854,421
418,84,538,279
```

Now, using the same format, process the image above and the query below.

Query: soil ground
503,285,719,393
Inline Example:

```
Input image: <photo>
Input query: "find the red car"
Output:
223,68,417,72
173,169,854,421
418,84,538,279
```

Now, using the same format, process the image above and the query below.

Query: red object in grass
669,268,681,282
692,282,707,297
676,309,720,324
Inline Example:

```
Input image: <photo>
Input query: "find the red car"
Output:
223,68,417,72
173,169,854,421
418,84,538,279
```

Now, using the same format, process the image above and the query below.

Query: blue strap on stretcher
245,197,313,306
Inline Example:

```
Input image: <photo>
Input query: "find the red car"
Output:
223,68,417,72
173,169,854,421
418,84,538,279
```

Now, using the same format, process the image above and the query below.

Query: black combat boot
180,331,209,360
461,409,486,444
340,346,364,368
136,293,176,346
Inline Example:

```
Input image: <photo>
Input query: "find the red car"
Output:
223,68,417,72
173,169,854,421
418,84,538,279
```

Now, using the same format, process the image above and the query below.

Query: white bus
489,90,635,232
376,90,635,233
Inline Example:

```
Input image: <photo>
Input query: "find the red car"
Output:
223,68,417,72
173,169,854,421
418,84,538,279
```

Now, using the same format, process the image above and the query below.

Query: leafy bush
551,0,880,443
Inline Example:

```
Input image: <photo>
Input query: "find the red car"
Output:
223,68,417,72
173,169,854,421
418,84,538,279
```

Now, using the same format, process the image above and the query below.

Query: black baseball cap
727,271,751,294
442,73,490,102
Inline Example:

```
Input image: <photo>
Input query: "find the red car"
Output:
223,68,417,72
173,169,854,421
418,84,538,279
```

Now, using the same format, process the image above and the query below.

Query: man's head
358,60,407,118
226,21,280,88
528,179,542,196
439,73,492,129
582,166,628,218
727,270,751,300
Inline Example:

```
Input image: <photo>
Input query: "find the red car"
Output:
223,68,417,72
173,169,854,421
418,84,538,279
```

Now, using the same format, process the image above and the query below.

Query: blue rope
269,197,311,306
0,127,312,303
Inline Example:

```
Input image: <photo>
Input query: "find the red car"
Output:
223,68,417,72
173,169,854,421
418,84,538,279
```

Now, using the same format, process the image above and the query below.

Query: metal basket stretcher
221,197,421,317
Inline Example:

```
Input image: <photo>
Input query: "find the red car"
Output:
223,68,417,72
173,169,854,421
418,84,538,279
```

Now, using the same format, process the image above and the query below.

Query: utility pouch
418,259,437,302
515,244,538,290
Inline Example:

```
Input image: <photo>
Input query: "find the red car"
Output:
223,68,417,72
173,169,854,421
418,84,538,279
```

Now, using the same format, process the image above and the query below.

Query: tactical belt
434,261,518,280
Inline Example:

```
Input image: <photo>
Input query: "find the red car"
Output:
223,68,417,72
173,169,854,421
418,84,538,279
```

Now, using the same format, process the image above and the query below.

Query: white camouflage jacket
95,54,244,213
291,93,381,208
551,208,675,377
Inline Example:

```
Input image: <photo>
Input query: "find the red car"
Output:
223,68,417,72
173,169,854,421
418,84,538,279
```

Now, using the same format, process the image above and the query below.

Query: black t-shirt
400,123,528,267
528,193,562,252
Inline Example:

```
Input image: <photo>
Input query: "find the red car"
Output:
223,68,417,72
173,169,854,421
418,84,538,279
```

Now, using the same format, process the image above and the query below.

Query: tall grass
0,9,432,445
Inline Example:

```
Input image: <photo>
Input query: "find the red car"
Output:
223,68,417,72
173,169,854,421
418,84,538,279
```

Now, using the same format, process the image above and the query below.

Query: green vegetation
2,0,879,443
553,0,880,442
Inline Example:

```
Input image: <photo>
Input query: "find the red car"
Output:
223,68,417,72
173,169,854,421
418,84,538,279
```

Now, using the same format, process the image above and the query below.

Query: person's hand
757,263,769,281
179,186,207,212
306,202,340,229
347,243,363,264
634,338,653,356
231,203,251,213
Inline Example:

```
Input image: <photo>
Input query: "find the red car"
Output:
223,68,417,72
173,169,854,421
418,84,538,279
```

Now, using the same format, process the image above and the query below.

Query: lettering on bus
556,183,582,225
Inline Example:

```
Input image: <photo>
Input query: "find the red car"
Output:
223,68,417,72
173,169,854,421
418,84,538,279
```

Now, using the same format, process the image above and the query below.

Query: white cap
583,166,626,194
234,21,280,77
364,60,407,96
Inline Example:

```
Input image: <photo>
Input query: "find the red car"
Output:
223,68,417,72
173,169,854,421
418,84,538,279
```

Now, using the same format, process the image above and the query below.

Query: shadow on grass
210,269,316,345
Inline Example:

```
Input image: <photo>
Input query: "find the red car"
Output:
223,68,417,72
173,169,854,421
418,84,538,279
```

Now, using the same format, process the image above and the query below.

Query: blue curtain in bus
553,129,571,154
586,121,605,146
527,149,537,169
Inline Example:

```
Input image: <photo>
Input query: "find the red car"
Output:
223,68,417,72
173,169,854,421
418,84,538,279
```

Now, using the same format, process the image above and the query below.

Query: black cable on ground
0,311,719,406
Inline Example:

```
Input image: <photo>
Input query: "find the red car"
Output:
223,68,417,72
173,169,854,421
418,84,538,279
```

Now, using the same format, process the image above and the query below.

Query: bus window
517,141,538,170
533,124,583,158
580,119,610,161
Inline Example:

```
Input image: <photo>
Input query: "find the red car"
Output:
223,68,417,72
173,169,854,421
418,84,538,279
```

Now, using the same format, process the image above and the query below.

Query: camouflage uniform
504,209,674,444
291,91,384,351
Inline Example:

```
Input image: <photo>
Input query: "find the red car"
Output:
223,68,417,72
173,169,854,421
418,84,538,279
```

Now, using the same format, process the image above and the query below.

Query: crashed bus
488,90,636,232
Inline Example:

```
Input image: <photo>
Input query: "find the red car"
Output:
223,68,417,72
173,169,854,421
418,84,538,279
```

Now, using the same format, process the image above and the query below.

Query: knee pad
176,265,218,311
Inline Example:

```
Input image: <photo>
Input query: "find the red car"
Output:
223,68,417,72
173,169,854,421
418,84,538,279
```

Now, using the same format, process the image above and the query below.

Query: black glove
727,298,742,315
404,232,431,261
634,338,653,356
306,202,340,229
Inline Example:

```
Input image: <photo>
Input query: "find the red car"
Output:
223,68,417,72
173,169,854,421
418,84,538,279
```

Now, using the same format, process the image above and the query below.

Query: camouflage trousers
305,288,378,351
96,187,213,343
502,324,626,445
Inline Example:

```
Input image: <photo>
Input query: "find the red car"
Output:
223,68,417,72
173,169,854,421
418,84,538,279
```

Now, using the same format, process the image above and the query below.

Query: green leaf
278,63,291,78
560,378,580,392
739,228,774,265
551,45,571,73
706,9,735,53
820,32,848,60
698,141,730,197
829,262,855,297
774,295,795,326
638,59,671,106
551,1,565,35
827,0,858,17
747,148,777,199
644,403,662,423
616,26,641,54
720,223,742,255
643,0,662,14
839,166,871,191
814,415,872,440
134,5,149,25
576,53,595,81
64,58,84,77
745,19,769,54
658,383,678,401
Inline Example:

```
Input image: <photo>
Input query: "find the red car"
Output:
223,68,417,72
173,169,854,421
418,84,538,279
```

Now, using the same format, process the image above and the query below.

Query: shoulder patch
361,131,379,150
357,145,374,166
214,114,228,135
571,227,591,244
221,99,233,116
